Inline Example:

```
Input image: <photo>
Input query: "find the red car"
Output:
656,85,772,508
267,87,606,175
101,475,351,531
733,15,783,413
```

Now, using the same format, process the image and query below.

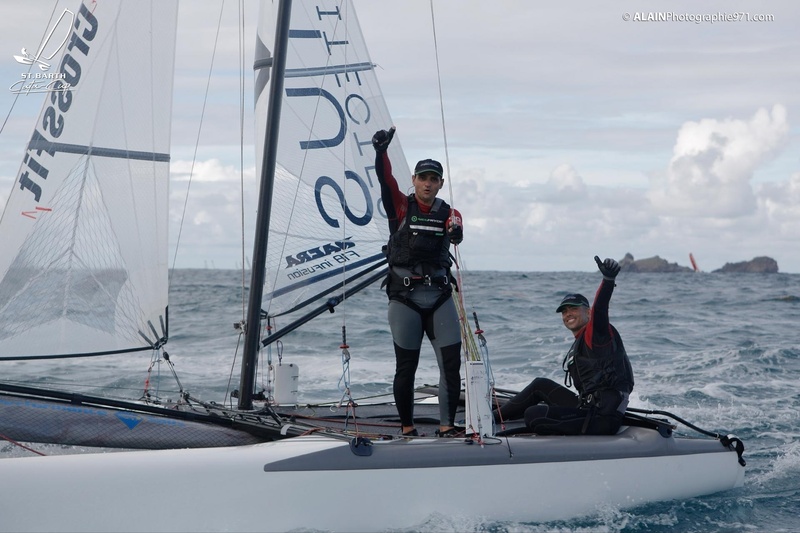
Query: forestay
254,0,410,318
0,1,178,360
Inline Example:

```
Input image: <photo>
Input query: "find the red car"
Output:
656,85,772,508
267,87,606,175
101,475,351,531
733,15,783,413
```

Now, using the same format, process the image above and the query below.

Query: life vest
387,196,452,270
383,195,454,300
562,325,634,399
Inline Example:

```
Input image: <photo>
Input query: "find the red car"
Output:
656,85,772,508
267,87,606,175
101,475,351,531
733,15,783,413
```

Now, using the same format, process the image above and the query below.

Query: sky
1,0,798,273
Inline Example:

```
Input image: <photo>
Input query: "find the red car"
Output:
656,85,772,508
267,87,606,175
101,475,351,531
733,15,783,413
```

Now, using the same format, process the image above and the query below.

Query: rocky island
712,256,779,273
617,253,779,273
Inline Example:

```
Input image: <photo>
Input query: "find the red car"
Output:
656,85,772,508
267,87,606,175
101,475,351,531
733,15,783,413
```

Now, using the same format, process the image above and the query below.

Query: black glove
448,224,463,245
594,255,620,280
372,126,395,152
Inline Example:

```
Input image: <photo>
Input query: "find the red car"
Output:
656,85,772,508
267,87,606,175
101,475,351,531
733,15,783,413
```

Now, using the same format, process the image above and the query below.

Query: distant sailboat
690,252,701,272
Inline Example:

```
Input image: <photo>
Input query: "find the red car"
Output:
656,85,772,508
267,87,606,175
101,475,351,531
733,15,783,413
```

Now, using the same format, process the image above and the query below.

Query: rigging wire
169,2,227,287
238,0,248,322
335,1,354,408
428,0,495,440
0,3,62,139
428,1,454,209
427,1,481,357
427,1,473,322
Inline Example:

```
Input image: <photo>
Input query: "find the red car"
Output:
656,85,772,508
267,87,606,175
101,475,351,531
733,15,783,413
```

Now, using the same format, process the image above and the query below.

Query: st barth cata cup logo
10,9,76,95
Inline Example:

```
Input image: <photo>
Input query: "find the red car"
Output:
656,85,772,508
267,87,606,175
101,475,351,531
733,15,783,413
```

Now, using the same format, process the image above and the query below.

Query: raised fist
372,126,396,152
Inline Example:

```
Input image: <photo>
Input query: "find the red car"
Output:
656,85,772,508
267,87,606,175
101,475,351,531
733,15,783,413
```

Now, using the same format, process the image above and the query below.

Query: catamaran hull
0,427,744,532
0,393,264,448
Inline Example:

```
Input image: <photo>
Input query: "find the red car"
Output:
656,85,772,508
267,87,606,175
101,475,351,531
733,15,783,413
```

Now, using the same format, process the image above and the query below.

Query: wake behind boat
0,0,745,530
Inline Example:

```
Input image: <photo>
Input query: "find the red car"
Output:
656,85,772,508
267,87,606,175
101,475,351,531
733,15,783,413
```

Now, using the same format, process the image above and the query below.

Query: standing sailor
372,127,464,437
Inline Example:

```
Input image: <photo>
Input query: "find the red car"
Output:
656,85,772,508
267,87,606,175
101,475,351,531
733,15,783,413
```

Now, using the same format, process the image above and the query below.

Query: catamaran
0,1,745,531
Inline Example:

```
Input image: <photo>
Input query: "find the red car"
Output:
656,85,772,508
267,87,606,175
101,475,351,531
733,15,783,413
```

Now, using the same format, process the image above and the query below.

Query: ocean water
4,269,800,532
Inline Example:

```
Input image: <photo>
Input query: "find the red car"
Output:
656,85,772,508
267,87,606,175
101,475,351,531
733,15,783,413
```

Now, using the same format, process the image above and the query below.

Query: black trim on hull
263,426,743,472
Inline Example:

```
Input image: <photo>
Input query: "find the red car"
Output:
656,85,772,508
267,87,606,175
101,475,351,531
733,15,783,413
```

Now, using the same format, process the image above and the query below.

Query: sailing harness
383,264,456,315
381,195,457,315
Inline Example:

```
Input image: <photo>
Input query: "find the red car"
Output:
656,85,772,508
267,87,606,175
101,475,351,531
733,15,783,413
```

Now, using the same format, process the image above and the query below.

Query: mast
238,0,292,410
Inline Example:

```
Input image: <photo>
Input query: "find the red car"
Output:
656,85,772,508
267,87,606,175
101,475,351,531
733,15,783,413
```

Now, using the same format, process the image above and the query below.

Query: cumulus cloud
168,159,257,267
757,172,800,237
539,164,588,203
648,105,789,218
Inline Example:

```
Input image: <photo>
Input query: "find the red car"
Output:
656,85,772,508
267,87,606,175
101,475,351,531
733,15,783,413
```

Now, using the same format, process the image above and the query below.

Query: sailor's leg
524,389,624,435
434,343,462,427
388,300,424,431
496,377,579,421
523,404,587,435
426,297,462,429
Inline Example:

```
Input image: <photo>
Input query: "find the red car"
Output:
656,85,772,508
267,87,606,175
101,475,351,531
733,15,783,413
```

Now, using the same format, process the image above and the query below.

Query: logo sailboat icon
13,9,75,72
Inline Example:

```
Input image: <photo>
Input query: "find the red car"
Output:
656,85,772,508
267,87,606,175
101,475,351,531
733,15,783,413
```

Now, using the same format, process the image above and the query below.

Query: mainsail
254,0,410,318
0,1,178,359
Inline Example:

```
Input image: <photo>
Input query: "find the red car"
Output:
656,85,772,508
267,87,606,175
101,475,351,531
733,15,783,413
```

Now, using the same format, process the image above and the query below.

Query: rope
428,1,498,440
337,325,354,408
627,406,746,466
428,1,454,208
0,434,46,456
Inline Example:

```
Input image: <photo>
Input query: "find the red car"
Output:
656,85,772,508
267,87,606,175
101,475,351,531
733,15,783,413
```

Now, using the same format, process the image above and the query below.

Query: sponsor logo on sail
285,239,363,280
285,239,359,268
10,9,75,95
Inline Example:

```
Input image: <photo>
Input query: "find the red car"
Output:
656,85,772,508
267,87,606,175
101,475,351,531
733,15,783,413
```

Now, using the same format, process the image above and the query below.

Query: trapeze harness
562,324,635,433
383,195,456,313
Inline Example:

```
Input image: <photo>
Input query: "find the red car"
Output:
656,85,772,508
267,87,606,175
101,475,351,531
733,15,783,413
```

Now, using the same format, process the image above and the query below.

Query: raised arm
585,256,620,350
372,127,407,233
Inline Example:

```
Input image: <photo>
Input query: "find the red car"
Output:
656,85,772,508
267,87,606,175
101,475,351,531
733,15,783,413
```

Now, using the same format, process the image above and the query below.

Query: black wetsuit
375,150,462,429
496,278,634,435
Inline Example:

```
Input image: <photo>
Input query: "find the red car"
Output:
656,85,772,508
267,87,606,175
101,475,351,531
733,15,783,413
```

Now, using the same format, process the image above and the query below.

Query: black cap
414,159,443,177
556,293,589,313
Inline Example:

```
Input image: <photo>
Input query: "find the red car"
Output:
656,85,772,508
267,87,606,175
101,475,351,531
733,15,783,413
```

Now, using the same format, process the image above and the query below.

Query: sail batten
274,252,385,293
285,62,374,78
265,255,386,314
28,140,170,162
26,141,170,162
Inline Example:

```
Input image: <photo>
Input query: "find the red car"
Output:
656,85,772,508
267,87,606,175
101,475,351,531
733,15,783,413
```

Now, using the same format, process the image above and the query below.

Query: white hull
0,427,744,532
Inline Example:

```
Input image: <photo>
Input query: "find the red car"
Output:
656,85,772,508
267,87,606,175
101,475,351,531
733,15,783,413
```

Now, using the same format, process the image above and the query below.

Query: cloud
648,105,789,218
540,164,588,203
1,2,798,272
757,171,800,237
168,159,257,268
